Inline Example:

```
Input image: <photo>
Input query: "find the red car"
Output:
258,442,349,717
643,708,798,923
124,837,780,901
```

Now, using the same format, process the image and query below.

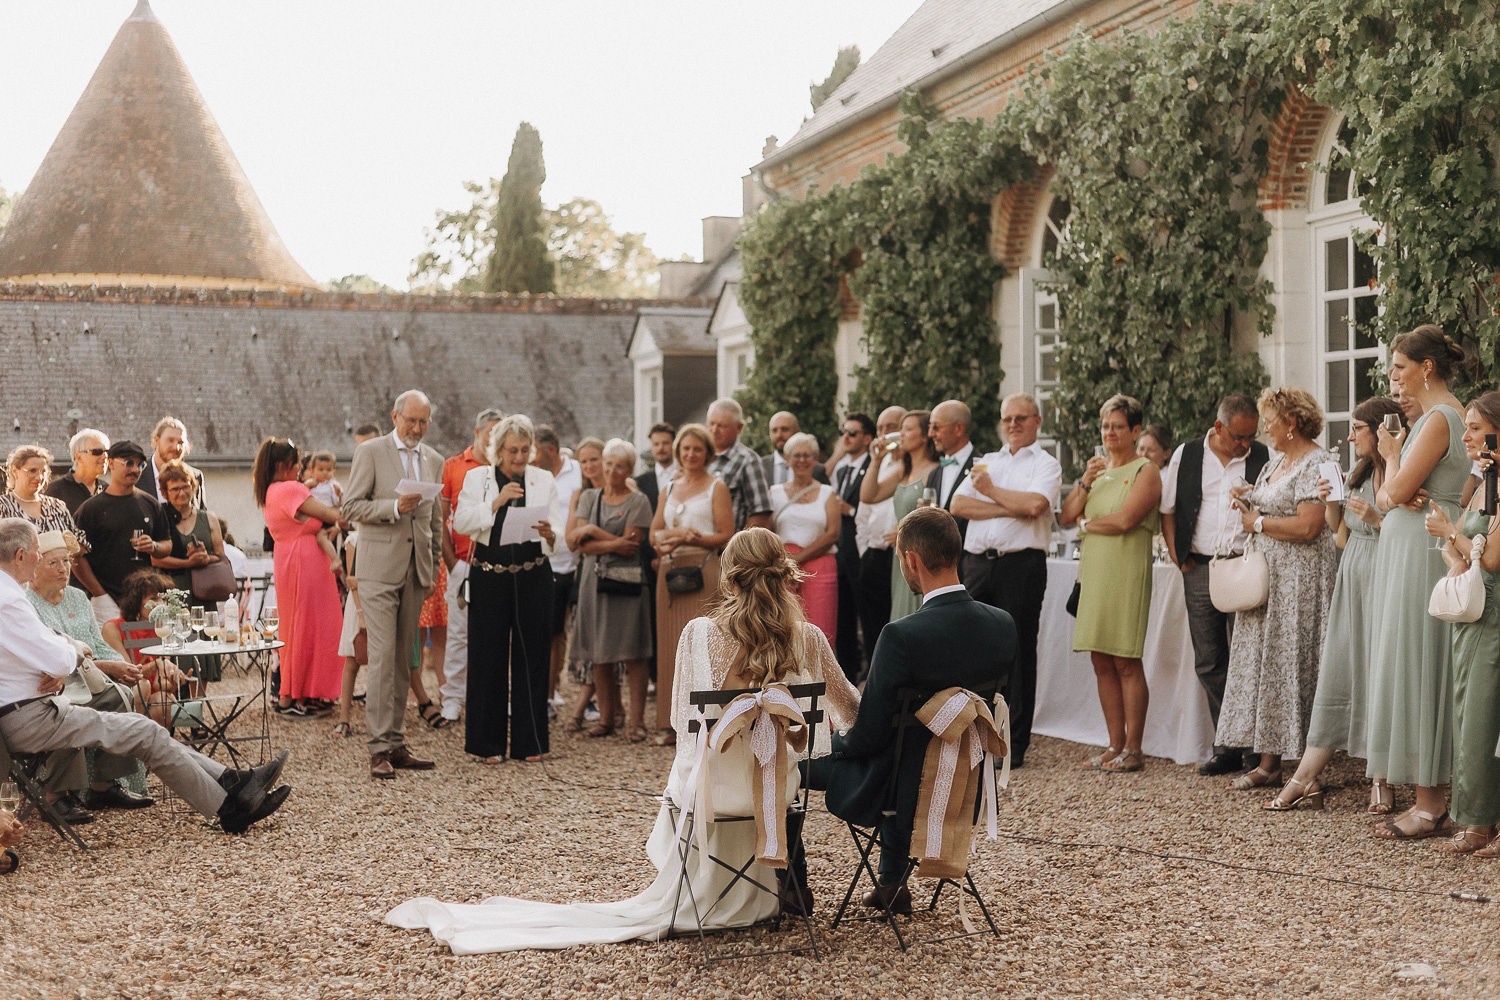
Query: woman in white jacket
452,415,564,763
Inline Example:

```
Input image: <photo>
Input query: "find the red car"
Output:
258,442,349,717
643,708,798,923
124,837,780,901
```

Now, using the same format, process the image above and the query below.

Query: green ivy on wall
738,0,1500,469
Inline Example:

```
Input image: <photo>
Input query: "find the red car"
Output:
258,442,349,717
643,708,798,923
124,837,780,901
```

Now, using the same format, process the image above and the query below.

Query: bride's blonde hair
711,527,806,686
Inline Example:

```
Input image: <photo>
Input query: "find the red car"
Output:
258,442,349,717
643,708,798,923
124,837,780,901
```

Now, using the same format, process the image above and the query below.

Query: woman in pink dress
253,438,345,714
770,432,842,642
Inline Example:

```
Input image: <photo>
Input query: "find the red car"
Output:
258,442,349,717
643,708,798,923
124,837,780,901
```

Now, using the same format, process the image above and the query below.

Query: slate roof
0,291,695,461
628,306,714,357
0,1,315,290
761,0,1079,167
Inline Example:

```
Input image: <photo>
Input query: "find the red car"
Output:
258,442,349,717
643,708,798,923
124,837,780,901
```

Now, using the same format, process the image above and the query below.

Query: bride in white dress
387,528,860,955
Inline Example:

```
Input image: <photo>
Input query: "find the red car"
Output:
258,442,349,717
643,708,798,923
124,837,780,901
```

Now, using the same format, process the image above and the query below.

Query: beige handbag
1208,537,1269,613
1429,533,1487,623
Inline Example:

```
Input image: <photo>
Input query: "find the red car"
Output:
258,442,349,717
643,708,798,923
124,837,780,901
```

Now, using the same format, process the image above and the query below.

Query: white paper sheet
1317,460,1345,502
498,504,548,545
396,478,443,502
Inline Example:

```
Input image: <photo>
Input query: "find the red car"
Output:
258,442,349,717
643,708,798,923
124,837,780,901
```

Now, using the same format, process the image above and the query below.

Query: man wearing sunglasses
828,413,875,680
43,429,111,516
1160,392,1270,777
73,441,172,625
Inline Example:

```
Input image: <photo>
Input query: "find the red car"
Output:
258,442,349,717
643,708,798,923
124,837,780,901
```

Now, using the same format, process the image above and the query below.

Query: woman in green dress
1266,396,1403,812
1423,391,1500,855
1059,394,1162,774
860,409,939,625
1365,325,1473,841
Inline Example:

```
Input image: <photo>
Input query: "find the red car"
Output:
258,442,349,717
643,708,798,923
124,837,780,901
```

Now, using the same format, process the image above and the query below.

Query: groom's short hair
896,507,960,572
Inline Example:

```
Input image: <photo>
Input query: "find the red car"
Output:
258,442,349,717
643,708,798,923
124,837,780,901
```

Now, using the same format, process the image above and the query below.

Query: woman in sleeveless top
861,410,939,625
771,432,842,642
1267,397,1402,813
387,528,859,954
649,424,733,745
1422,391,1500,855
1364,325,1473,840
1059,394,1162,774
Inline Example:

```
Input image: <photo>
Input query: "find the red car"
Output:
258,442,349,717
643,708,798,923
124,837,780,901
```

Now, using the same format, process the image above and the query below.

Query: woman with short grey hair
454,414,564,763
566,438,654,741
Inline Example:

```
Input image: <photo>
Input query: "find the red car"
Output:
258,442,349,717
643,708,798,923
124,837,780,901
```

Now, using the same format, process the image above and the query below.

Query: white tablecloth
1033,558,1215,765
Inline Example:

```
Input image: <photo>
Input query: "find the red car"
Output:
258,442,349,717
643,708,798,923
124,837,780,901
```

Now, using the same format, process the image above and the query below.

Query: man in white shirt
531,425,582,709
926,400,976,539
951,394,1062,768
1159,393,1269,776
854,406,905,679
0,518,290,833
761,411,828,487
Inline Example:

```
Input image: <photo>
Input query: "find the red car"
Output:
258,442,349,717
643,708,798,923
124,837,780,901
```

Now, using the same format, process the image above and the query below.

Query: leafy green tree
810,46,860,112
484,122,555,294
547,198,659,297
409,178,499,292
325,274,397,293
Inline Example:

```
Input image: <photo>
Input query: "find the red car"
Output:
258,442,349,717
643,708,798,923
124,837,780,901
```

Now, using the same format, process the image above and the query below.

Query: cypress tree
484,122,555,294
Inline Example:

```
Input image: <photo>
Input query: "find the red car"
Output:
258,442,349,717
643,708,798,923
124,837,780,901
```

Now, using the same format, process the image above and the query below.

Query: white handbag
1209,537,1269,613
1429,533,1487,623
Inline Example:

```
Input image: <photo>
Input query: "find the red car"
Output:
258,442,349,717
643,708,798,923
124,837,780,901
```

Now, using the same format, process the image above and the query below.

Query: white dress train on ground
385,617,859,955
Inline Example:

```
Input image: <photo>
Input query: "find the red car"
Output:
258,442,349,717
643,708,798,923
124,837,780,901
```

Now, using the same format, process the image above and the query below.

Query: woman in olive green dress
1424,391,1500,856
1059,394,1162,773
860,409,939,625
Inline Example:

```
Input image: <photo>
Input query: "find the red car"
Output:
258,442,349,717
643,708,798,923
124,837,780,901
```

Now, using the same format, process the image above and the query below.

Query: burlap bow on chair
698,684,809,868
911,688,1008,879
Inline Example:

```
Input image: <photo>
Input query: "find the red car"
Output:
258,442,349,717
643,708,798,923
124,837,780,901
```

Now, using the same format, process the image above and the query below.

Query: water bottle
222,595,240,646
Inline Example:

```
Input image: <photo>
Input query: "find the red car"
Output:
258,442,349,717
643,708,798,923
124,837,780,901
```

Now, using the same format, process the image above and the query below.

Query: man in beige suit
342,390,446,780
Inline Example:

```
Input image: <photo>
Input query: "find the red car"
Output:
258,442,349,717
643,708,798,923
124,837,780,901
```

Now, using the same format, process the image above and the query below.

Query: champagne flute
0,779,20,814
131,528,147,562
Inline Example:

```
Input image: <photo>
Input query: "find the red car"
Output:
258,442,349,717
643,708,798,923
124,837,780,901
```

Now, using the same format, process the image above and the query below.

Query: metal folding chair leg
9,757,88,852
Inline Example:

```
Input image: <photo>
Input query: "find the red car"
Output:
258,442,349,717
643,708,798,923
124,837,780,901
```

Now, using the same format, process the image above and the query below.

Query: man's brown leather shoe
860,882,913,914
370,752,395,780
388,745,435,771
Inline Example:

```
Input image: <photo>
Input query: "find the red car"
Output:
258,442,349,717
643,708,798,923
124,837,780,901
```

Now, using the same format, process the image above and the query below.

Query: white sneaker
549,692,566,708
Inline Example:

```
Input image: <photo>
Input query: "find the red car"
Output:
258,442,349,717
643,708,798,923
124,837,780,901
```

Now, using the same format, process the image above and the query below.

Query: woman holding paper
253,437,346,713
1265,396,1404,812
453,415,563,763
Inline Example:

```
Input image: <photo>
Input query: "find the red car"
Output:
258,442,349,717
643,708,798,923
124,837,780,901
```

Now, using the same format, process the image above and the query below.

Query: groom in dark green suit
804,506,1016,912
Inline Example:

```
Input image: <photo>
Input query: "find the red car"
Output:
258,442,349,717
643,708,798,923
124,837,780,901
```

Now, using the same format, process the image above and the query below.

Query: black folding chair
0,723,88,852
830,687,1001,951
665,681,824,967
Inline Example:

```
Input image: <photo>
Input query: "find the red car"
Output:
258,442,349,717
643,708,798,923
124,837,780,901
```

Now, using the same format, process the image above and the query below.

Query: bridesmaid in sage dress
859,409,939,625
1265,397,1403,812
1364,325,1472,841
1423,391,1500,855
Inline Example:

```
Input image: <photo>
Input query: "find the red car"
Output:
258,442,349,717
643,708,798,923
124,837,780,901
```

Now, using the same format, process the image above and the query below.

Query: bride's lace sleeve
802,623,860,730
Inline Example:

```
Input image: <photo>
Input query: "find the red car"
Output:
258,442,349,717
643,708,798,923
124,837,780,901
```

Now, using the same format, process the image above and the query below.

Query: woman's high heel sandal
1100,748,1143,773
1367,779,1394,815
1263,777,1324,812
1228,765,1281,791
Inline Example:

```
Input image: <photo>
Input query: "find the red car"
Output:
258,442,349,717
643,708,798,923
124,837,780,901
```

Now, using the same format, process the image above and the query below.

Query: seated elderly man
0,518,291,834
26,530,162,819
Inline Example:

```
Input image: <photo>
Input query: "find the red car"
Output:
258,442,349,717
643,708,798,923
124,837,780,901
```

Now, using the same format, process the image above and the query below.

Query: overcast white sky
0,1,918,288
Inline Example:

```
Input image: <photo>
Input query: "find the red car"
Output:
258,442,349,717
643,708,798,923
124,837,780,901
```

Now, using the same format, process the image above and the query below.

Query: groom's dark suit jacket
825,589,1016,827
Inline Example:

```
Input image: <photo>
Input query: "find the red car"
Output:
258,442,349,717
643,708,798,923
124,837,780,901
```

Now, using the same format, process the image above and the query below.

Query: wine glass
155,613,178,649
0,779,20,815
201,611,220,643
262,606,279,643
174,612,193,649
189,606,206,642
919,488,937,508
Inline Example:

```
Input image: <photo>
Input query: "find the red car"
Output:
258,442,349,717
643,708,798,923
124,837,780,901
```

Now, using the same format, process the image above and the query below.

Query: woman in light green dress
1423,391,1500,855
859,409,939,626
1059,395,1162,773
1365,326,1473,841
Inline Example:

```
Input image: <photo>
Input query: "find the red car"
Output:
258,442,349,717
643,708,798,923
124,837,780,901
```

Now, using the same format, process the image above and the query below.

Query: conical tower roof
0,1,316,290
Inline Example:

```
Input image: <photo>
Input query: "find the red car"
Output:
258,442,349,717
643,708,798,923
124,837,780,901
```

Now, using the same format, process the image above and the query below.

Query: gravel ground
4,669,1497,999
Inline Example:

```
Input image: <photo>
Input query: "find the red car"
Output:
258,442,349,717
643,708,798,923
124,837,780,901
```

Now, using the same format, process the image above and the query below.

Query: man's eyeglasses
81,448,107,457
1000,414,1039,425
841,428,867,437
